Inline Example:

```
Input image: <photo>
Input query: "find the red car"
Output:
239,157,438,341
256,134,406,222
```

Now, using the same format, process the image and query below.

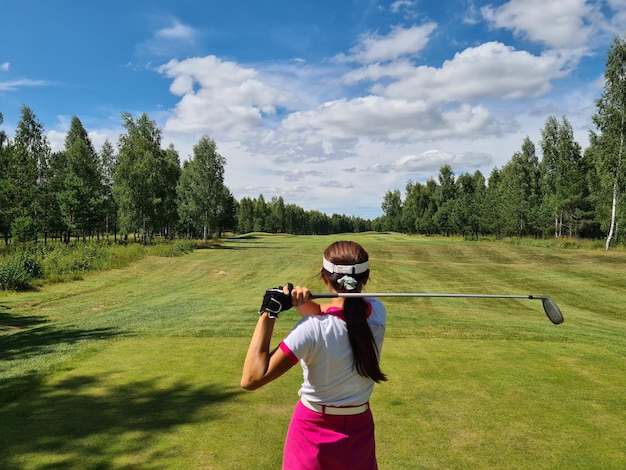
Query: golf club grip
309,293,338,299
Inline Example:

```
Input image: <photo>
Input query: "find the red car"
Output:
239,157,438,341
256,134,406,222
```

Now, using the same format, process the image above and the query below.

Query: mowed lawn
1,234,625,469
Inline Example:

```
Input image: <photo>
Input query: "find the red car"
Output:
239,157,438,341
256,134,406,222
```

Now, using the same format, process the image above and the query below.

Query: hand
289,285,311,307
259,284,293,318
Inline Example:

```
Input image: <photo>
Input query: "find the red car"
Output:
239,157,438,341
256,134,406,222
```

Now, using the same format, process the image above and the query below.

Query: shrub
0,252,43,290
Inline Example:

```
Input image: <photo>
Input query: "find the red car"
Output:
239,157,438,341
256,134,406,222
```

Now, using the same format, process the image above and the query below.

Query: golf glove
259,284,293,318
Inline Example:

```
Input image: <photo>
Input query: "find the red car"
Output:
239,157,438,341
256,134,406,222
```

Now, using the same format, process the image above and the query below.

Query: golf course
1,234,625,469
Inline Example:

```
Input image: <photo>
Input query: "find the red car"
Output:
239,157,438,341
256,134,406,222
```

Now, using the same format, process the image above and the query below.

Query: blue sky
1,0,625,218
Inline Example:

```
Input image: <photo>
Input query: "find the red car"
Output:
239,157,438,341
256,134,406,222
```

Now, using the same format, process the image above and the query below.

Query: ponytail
344,298,387,383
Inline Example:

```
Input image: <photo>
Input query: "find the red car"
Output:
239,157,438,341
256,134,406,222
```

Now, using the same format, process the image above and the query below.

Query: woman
241,240,387,470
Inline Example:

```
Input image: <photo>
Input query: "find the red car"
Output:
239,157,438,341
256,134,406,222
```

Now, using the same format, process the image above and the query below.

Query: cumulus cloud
372,42,571,101
279,95,509,146
158,56,295,137
335,23,437,64
481,0,597,49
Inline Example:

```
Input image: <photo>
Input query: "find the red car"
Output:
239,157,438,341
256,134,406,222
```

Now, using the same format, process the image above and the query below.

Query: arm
295,300,321,317
241,311,295,390
291,285,322,317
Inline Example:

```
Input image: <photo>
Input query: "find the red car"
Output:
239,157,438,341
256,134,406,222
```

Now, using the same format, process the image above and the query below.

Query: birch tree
589,35,626,250
176,135,226,244
114,112,171,244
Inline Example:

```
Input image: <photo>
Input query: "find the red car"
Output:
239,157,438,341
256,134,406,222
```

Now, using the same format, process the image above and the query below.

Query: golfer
241,240,387,470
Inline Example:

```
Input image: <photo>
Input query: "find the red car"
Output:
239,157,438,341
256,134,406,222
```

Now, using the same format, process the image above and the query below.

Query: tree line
1,36,624,248
0,107,374,244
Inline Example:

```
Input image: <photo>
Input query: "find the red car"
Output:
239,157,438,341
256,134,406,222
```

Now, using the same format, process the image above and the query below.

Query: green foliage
0,240,197,289
11,215,38,243
41,244,110,279
0,251,43,290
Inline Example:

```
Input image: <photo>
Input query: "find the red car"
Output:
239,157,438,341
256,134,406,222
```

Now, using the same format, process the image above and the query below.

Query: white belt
300,396,369,416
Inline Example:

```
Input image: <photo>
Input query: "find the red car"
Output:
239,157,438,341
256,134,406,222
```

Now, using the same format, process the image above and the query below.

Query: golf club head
541,297,564,324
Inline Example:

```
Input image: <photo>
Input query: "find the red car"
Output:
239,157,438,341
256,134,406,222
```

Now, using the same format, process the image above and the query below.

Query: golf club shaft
311,292,545,300
309,292,564,324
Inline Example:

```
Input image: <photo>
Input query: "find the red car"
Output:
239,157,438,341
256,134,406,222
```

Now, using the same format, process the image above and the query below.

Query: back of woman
241,240,387,470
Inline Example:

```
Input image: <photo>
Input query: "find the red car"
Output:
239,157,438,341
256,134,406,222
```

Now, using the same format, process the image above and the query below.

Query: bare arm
291,285,322,317
241,312,294,390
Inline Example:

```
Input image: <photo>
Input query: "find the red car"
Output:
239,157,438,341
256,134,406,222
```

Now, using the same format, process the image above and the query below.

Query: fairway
1,234,625,469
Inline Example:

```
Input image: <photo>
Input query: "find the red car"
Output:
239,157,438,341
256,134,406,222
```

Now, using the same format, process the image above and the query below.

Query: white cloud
481,0,597,49
158,56,295,137
373,42,572,101
363,149,493,174
335,23,437,64
0,78,49,91
0,62,9,72
390,1,416,14
156,20,197,40
280,96,507,144
137,18,201,58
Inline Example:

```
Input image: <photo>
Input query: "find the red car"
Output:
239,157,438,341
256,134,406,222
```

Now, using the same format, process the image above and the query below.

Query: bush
41,244,110,278
0,252,43,290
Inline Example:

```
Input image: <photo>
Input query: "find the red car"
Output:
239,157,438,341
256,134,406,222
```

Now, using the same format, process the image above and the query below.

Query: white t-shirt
279,298,386,406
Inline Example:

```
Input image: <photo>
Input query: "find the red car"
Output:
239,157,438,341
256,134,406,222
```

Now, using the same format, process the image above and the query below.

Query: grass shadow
0,325,121,362
0,309,48,332
0,373,243,468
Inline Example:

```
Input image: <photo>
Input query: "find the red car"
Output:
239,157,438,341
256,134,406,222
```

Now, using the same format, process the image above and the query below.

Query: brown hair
322,241,387,383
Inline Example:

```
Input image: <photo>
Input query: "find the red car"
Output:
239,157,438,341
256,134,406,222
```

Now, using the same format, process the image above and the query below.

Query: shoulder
365,297,386,325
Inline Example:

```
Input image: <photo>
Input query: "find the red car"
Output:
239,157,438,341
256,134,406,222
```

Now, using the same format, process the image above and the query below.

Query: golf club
309,292,564,324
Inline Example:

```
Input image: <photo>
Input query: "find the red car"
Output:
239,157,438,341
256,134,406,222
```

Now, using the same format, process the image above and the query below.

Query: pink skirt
282,401,378,470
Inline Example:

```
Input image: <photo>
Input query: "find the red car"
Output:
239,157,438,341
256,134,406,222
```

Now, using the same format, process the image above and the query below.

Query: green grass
1,234,625,469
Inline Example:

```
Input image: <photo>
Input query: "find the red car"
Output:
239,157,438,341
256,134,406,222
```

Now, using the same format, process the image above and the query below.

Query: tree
237,197,255,233
99,140,118,240
160,144,181,239
498,137,541,237
0,111,13,243
401,179,437,235
114,112,176,244
216,187,237,236
482,167,507,237
267,196,286,233
12,106,51,243
381,189,402,231
588,35,626,249
540,116,586,238
253,194,268,232
433,165,456,236
451,170,486,238
57,116,103,242
176,135,225,244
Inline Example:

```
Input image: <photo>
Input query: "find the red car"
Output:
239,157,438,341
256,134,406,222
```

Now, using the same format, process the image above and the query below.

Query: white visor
323,257,369,275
